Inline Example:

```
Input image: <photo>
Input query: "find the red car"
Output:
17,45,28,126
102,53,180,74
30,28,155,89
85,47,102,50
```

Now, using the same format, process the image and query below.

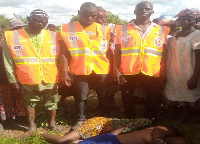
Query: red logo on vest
154,37,164,47
99,40,107,51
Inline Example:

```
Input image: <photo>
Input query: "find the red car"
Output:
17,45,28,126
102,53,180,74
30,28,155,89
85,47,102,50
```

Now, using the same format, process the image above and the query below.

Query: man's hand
159,64,167,86
187,75,198,90
59,75,72,87
113,68,123,85
10,83,20,94
113,69,127,85
159,74,166,87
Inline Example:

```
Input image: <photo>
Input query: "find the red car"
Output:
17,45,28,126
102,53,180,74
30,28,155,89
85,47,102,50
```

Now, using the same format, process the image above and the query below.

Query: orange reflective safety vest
115,24,169,77
61,22,111,75
5,29,60,84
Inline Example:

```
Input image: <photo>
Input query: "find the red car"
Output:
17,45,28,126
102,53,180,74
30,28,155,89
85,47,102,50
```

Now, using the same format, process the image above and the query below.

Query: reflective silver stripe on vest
49,31,56,43
69,49,91,55
122,25,129,48
159,26,164,36
69,23,78,48
144,49,162,56
121,49,141,54
41,58,57,63
13,30,23,57
93,49,106,56
100,25,106,39
13,57,39,63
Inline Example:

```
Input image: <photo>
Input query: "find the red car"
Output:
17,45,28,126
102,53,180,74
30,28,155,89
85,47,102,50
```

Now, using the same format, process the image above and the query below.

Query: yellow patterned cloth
75,117,112,139
74,117,152,139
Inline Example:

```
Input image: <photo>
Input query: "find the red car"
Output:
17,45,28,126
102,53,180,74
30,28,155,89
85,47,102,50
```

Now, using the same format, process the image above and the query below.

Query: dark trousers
121,73,162,119
73,73,110,121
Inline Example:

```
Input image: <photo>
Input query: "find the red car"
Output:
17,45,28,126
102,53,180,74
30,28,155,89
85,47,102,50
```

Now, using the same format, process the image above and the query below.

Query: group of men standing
2,1,169,131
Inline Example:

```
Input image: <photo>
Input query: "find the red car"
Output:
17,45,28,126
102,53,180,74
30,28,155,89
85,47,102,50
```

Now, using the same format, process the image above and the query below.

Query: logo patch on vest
68,36,78,41
99,40,107,51
154,37,164,47
13,45,23,50
121,36,131,42
86,31,96,36
51,45,58,55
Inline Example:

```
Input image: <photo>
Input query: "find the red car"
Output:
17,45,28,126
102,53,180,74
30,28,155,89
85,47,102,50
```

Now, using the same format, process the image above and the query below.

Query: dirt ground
0,92,124,139
0,92,200,144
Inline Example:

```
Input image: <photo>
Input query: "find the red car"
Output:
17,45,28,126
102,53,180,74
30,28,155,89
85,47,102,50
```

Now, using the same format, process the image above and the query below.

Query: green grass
0,91,200,144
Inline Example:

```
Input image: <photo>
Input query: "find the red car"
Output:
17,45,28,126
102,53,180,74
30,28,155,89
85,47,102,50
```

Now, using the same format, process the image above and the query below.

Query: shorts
78,133,121,144
23,88,59,110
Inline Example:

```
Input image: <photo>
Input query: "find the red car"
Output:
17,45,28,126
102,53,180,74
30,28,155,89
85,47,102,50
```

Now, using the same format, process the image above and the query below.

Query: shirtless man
79,126,193,144
26,124,192,144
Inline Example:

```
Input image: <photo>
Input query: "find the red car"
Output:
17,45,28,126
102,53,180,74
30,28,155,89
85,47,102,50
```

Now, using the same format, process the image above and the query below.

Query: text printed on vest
68,36,78,41
13,45,24,50
121,36,131,42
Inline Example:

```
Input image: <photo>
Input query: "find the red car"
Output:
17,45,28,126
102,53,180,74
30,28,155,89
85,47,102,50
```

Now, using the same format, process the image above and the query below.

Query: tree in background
0,15,11,30
70,15,79,23
13,14,28,24
106,11,128,24
69,11,128,24
0,14,27,30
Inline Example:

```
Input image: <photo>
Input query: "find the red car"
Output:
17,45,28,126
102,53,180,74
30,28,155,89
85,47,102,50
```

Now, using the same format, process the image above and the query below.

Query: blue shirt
78,133,121,144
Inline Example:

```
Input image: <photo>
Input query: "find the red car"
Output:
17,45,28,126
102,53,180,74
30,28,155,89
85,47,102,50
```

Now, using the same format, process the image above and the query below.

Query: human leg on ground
43,88,59,129
95,74,110,115
120,75,137,118
26,107,36,131
73,75,90,122
141,74,162,119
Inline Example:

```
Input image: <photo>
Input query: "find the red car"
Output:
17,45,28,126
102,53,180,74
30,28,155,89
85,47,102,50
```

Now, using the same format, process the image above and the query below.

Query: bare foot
28,123,37,132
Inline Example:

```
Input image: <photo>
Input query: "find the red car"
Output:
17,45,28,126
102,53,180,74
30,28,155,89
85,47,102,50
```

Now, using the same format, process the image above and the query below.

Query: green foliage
70,15,79,23
106,11,128,25
69,12,128,25
0,15,11,30
0,14,27,30
23,134,48,144
0,137,21,144
0,95,200,143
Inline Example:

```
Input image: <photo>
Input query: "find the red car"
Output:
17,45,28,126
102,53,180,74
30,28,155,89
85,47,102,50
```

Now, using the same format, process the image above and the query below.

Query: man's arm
159,44,167,86
59,40,72,87
2,40,18,83
152,126,178,144
2,40,21,93
25,131,81,144
39,131,81,144
106,46,113,75
113,43,125,85
187,49,200,90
